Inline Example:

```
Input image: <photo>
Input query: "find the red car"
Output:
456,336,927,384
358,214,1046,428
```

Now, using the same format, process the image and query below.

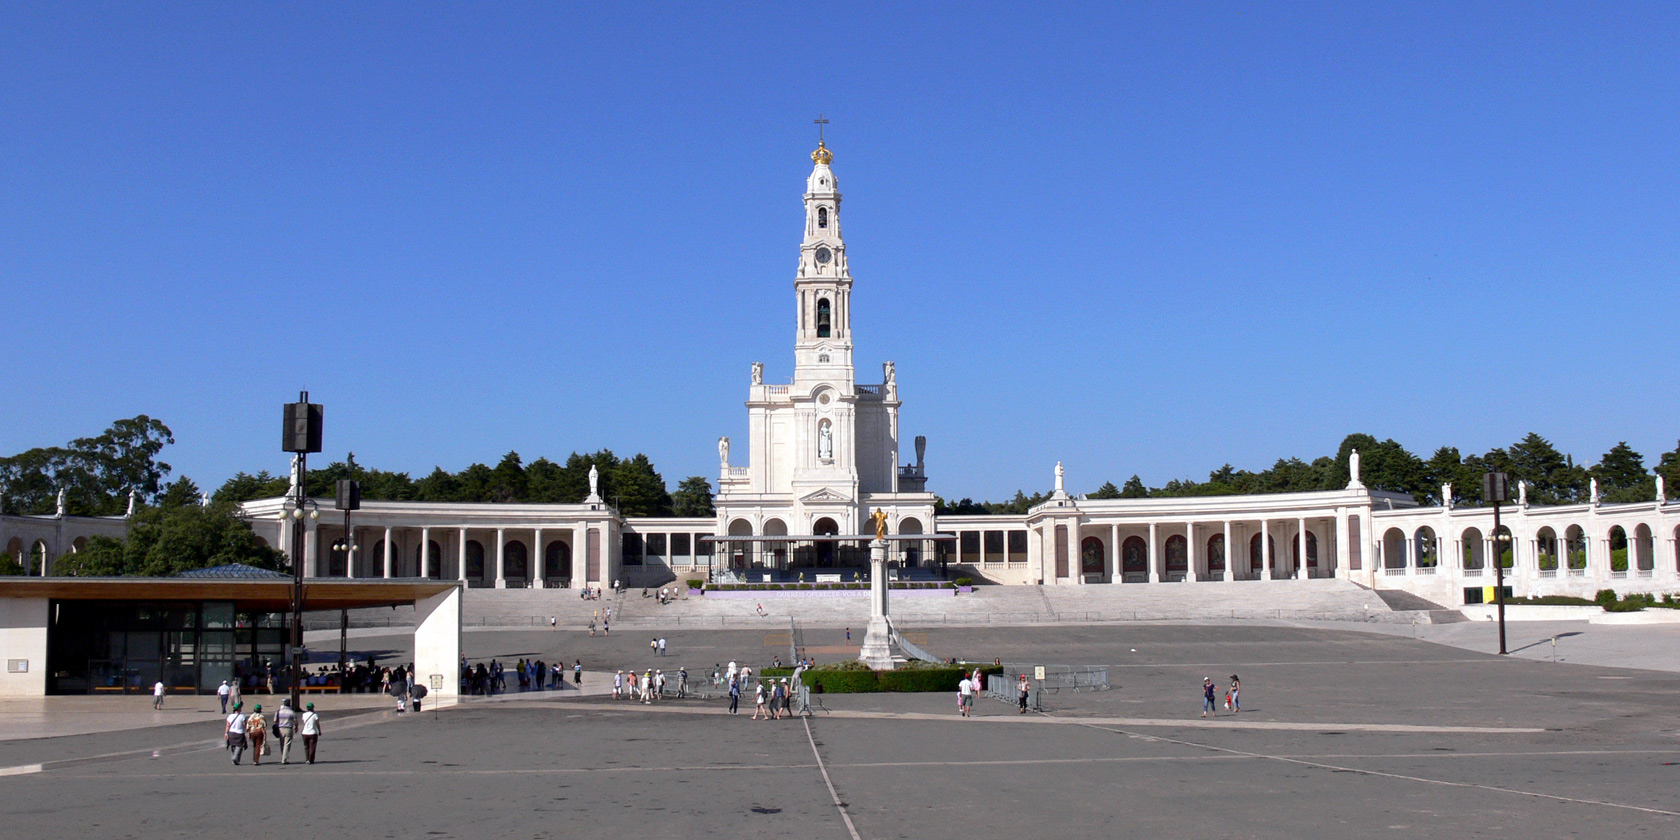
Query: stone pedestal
857,539,906,670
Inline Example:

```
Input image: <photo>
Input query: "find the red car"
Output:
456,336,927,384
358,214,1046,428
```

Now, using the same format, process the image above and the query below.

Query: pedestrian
769,679,784,719
247,704,268,765
225,702,249,765
1201,677,1217,718
756,603,766,617
1017,674,1030,713
728,675,741,714
299,702,322,764
273,699,297,764
1228,675,1241,714
678,667,689,699
658,637,667,656
549,615,557,630
603,619,610,636
152,679,166,710
958,676,974,717
229,678,242,711
217,679,230,714
752,681,768,719
651,638,659,656
780,678,792,717
574,660,582,686
613,670,623,699
655,669,666,700
845,627,851,642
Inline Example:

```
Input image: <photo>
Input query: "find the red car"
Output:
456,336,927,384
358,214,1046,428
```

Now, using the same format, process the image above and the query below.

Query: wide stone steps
308,578,1419,630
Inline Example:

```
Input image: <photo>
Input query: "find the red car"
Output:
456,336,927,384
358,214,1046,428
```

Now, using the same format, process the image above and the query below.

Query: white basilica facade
13,140,1676,607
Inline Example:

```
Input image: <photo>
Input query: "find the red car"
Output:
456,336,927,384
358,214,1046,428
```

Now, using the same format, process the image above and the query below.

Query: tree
0,416,175,515
54,501,288,577
157,476,202,508
213,471,290,504
1088,481,1122,500
1657,440,1680,497
487,451,528,503
612,454,673,517
672,476,715,517
1592,441,1653,503
1120,475,1148,498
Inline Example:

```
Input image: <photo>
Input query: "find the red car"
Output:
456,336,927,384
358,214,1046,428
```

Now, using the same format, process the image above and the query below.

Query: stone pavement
5,623,1680,838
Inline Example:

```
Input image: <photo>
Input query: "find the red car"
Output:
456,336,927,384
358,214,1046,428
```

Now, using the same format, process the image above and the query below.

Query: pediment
799,487,852,503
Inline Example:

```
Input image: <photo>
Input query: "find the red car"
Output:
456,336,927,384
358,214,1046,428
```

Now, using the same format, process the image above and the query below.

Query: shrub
685,579,703,589
954,577,973,587
1595,589,1618,607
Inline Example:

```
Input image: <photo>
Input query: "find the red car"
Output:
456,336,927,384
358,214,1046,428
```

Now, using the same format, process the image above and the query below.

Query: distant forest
935,433,1680,515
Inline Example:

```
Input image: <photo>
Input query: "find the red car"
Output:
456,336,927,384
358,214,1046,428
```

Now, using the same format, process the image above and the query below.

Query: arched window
466,540,485,582
1249,534,1276,573
1080,537,1104,575
545,541,572,582
1164,535,1188,575
1206,534,1225,573
816,299,831,337
1121,536,1147,575
818,206,828,228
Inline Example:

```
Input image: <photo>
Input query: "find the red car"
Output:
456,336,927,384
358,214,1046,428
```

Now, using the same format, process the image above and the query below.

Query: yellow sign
1483,586,1496,604
1034,666,1046,681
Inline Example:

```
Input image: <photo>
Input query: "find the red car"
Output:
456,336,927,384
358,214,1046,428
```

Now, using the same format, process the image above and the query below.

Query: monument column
534,528,545,588
457,528,468,583
1147,522,1160,584
382,527,393,578
1186,523,1198,582
495,528,507,588
1261,520,1272,579
1297,517,1307,579
1109,524,1119,584
421,527,431,578
1223,520,1234,581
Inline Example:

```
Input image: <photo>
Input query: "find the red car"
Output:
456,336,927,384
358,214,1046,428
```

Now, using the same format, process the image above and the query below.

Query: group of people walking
1202,675,1241,717
224,699,321,766
612,667,688,702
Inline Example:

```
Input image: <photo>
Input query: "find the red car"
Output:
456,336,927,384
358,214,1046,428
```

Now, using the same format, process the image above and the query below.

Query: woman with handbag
246,704,268,765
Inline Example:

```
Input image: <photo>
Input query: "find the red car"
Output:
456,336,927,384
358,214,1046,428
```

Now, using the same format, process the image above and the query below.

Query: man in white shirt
224,703,249,765
217,680,230,714
299,702,322,765
152,680,166,710
957,677,974,717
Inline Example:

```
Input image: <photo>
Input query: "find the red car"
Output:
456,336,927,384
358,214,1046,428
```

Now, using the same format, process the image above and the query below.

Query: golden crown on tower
811,139,833,165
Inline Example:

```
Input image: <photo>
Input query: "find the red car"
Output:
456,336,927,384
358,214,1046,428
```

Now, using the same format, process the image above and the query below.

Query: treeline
214,451,715,519
940,433,1680,513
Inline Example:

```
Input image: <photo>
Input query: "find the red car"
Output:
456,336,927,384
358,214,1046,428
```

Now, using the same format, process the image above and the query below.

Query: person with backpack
224,702,249,765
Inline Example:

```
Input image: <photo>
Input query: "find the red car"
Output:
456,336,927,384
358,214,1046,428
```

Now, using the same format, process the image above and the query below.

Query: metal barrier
987,663,1111,709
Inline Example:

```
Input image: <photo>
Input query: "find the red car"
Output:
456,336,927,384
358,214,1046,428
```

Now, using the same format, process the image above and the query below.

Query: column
1147,522,1160,583
1186,523,1198,582
304,519,319,581
1297,518,1307,579
495,527,507,588
1261,520,1272,579
978,529,987,566
420,527,431,579
533,528,545,588
1222,520,1234,582
573,523,588,587
457,528,468,583
345,526,356,579
1109,524,1120,584
382,527,393,579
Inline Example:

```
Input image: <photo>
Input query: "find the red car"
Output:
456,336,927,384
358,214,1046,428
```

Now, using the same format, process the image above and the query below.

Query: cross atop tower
814,115,829,144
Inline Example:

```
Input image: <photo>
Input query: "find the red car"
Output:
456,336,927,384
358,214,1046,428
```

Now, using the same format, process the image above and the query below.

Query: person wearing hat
1201,678,1217,718
224,701,249,765
273,699,297,764
247,703,269,764
1017,674,1030,714
217,679,231,714
299,702,322,764
779,678,792,717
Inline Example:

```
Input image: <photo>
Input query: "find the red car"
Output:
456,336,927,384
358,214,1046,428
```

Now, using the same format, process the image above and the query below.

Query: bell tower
793,134,853,382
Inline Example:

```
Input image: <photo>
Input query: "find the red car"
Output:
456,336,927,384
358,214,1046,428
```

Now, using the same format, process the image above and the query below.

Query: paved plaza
3,621,1679,838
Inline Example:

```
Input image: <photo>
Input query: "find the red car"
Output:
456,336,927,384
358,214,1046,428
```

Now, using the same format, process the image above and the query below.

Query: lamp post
332,478,360,691
282,392,324,713
1484,471,1510,655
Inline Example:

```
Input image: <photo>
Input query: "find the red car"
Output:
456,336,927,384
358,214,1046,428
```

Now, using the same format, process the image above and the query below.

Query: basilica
8,141,1679,608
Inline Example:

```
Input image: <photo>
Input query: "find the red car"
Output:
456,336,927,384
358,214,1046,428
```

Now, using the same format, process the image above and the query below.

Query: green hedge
758,663,1004,694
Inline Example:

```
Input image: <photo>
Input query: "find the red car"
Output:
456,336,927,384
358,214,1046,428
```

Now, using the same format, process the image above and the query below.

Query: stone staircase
308,578,1430,631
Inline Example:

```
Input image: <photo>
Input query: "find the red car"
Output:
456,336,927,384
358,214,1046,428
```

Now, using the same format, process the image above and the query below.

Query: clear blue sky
3,3,1677,500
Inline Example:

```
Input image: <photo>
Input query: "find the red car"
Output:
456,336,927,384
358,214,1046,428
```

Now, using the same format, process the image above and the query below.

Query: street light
1484,471,1510,655
282,392,323,713
333,478,360,691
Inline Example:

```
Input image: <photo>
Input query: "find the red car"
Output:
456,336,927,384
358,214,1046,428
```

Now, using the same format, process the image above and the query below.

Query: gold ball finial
811,140,832,165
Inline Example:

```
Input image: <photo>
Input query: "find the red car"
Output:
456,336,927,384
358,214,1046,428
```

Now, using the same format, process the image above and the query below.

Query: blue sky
3,3,1677,500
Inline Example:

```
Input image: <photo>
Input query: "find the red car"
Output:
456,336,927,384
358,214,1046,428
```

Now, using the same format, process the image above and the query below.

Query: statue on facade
751,362,764,385
56,489,66,517
1346,449,1363,489
1054,461,1065,493
818,422,833,460
1658,474,1666,504
915,435,927,468
718,436,730,468
1442,483,1453,510
1517,480,1528,507
1590,477,1600,506
588,465,600,500
869,507,890,541
883,361,896,398
126,489,137,516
